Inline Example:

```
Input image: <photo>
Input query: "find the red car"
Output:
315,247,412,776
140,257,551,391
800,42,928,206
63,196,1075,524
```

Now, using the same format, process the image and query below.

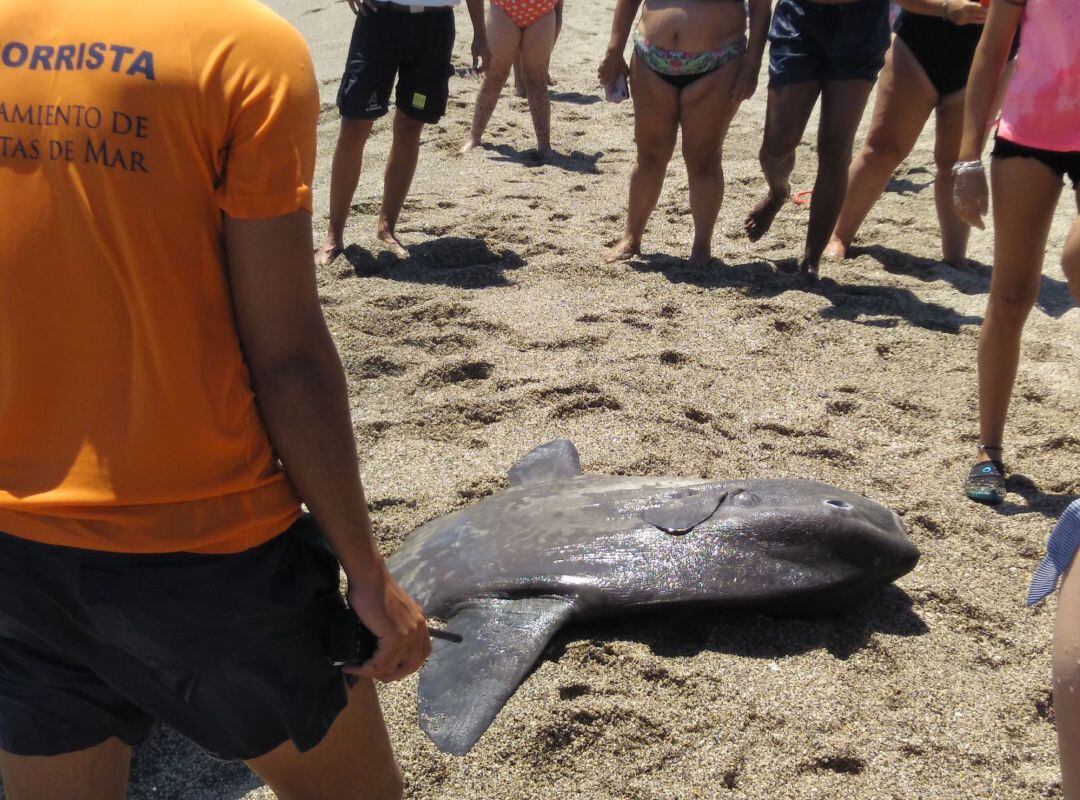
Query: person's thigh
245,678,401,800
817,79,874,160
761,81,821,159
988,156,1065,305
485,3,523,75
932,89,966,166
678,59,742,161
862,38,936,163
629,55,679,159
519,9,557,76
0,738,131,800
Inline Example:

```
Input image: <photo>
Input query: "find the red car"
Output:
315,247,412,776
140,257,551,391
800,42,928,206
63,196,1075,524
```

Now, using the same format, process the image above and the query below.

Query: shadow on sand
630,255,983,334
342,237,525,289
997,474,1079,520
553,584,926,666
550,90,603,106
861,245,1075,320
483,143,603,174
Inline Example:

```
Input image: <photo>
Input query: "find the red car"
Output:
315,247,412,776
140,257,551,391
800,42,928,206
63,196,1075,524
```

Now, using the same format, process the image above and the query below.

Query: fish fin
418,596,575,755
507,439,582,486
642,489,727,536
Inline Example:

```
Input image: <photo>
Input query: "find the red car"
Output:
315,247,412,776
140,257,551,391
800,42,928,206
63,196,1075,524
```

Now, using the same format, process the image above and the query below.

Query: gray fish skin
387,440,919,755
390,478,918,619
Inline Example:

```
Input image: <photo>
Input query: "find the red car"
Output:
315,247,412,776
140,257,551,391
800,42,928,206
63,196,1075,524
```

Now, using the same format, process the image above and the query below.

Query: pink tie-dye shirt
998,0,1080,153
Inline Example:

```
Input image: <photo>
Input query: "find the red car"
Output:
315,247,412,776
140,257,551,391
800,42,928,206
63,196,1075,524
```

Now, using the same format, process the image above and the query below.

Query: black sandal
965,445,1006,505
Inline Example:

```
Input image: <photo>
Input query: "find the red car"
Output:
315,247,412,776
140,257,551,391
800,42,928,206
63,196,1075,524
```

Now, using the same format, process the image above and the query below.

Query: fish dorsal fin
642,489,727,536
507,439,582,486
418,596,575,755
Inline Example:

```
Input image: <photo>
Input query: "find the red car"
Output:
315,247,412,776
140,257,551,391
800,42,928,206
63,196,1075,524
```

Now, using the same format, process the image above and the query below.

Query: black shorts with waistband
336,4,456,124
993,136,1080,191
768,0,891,88
0,517,349,760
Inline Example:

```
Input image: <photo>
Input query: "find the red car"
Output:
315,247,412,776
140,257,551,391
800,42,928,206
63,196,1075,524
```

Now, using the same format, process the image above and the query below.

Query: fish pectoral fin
506,439,582,486
642,490,728,536
418,596,576,755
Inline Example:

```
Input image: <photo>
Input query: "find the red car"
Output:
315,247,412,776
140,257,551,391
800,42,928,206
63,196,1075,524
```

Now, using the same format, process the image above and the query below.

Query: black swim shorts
768,0,891,89
336,5,456,125
993,136,1080,191
0,518,349,760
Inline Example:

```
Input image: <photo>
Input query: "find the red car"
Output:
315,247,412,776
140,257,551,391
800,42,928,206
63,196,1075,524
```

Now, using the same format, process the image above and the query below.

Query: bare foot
377,227,409,258
944,255,970,269
536,147,557,163
460,138,480,155
315,235,344,267
823,237,848,262
604,236,640,263
743,190,787,243
688,242,713,267
798,257,820,284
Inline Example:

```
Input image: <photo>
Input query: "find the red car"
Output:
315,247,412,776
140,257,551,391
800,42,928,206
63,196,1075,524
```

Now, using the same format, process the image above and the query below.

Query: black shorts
894,12,982,98
336,5,456,124
993,136,1080,191
768,0,891,89
0,518,348,760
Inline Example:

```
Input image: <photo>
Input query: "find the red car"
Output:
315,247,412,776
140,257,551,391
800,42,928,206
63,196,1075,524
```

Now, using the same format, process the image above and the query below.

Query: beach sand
7,2,1078,798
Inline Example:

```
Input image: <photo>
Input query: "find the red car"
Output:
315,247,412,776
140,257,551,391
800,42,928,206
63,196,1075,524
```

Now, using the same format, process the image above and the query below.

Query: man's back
0,0,318,554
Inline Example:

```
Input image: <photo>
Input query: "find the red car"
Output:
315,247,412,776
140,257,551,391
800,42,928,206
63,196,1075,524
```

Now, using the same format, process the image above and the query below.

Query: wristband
952,160,985,176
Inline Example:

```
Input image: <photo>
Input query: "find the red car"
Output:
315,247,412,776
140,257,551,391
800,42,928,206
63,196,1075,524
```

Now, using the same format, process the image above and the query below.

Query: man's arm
598,0,643,86
224,210,430,683
465,0,491,72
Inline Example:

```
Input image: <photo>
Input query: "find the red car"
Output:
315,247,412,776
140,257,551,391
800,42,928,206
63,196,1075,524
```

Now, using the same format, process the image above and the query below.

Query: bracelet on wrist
952,160,985,176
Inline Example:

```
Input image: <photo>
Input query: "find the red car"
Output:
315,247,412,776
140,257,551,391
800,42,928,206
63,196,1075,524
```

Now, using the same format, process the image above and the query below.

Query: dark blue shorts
768,0,891,89
0,518,348,760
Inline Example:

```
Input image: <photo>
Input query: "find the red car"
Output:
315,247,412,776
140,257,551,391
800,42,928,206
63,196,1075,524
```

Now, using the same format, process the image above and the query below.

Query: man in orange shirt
0,2,427,798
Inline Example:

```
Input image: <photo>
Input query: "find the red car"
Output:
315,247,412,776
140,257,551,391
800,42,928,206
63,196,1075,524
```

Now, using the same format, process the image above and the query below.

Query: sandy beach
9,1,1078,798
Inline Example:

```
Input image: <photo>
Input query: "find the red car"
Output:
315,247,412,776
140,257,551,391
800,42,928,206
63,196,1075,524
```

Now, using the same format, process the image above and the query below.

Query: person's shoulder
179,0,310,60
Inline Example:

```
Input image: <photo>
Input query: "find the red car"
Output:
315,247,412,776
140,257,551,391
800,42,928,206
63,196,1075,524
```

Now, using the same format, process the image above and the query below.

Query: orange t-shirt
0,0,320,553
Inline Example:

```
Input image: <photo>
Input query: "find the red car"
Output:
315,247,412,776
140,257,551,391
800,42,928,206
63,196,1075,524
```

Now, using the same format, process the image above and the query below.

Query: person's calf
1062,221,1080,304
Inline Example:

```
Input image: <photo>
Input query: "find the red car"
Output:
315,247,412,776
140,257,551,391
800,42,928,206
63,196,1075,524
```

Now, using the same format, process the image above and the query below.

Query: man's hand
731,56,760,104
347,0,378,16
344,562,431,682
945,0,988,25
953,168,989,230
597,48,629,89
472,34,491,73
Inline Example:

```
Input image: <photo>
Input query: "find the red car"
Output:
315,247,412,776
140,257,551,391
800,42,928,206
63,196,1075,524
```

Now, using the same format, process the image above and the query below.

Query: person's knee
393,114,425,146
989,281,1040,321
683,146,721,179
637,141,674,171
486,65,513,89
339,117,373,147
863,133,907,170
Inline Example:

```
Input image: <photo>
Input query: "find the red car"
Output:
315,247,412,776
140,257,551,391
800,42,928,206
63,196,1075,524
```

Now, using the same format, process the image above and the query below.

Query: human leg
744,82,820,242
973,157,1062,468
1054,553,1080,799
0,739,131,800
246,678,402,800
462,4,521,153
678,59,742,265
1062,197,1080,304
825,39,936,261
932,90,972,268
604,55,679,262
801,78,874,279
317,118,376,266
377,111,425,256
519,10,558,156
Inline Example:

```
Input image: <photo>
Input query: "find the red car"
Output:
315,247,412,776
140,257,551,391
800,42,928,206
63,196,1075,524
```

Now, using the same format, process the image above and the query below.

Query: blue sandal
965,446,1006,505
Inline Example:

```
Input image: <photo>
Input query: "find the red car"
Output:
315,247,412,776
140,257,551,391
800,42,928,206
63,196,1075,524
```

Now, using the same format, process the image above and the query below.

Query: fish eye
826,499,852,509
731,490,761,507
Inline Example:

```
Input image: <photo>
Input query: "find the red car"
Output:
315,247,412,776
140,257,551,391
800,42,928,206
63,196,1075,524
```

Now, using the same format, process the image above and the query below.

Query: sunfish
387,440,919,755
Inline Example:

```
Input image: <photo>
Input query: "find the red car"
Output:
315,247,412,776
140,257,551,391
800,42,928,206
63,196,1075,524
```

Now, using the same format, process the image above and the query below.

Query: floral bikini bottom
633,31,747,90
